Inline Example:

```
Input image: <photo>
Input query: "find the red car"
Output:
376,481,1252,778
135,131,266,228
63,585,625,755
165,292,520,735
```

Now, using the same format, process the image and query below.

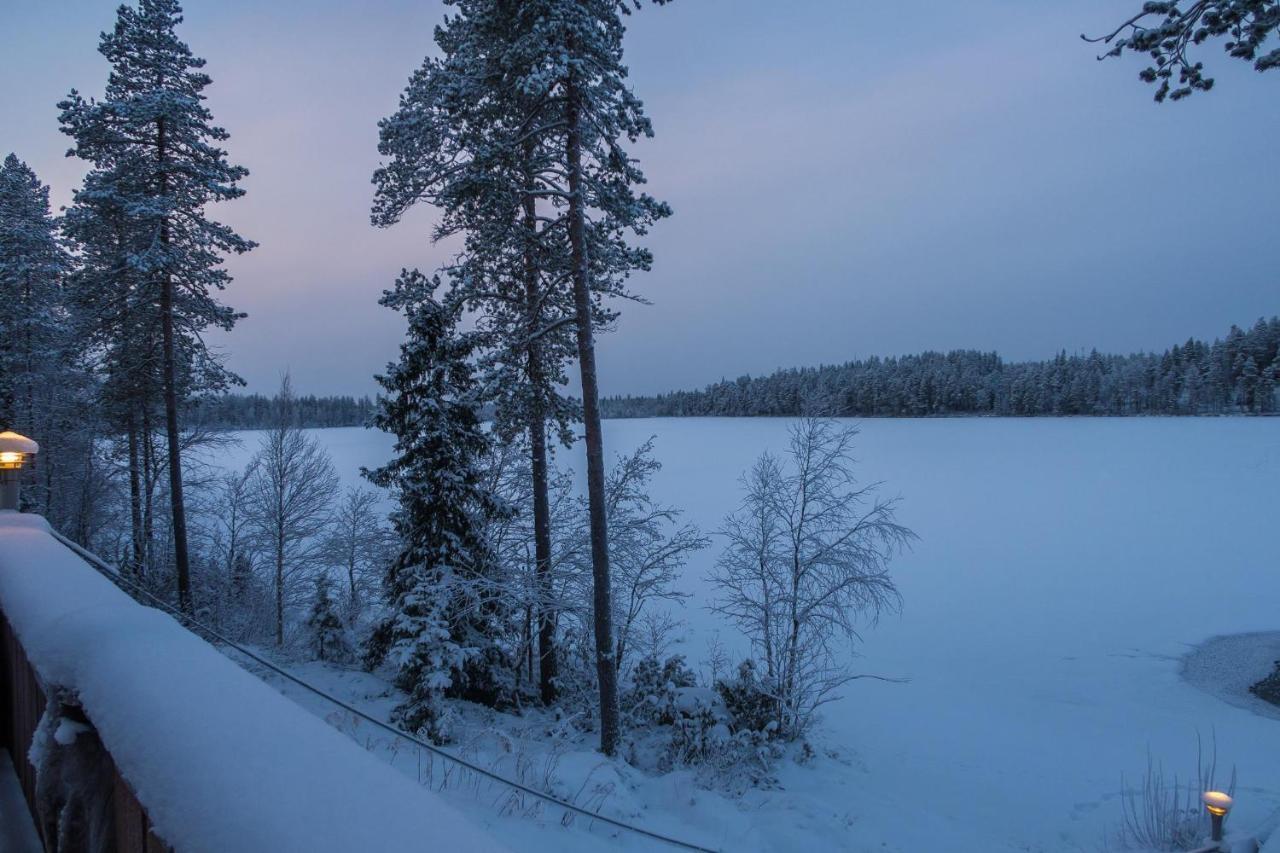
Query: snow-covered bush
715,660,780,740
1250,660,1280,706
623,654,698,726
619,655,779,787
307,575,352,662
1116,735,1236,851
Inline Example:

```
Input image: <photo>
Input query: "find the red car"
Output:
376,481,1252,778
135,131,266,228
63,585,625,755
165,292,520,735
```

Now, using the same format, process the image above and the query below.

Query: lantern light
0,431,38,510
0,431,38,469
1202,791,1233,843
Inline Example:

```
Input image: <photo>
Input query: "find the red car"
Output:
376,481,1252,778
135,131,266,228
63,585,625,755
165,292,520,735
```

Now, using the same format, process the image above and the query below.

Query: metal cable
47,529,719,853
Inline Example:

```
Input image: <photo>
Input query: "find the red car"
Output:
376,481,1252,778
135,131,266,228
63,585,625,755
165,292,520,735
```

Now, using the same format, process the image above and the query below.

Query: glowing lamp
0,431,38,469
1202,791,1233,843
0,431,38,510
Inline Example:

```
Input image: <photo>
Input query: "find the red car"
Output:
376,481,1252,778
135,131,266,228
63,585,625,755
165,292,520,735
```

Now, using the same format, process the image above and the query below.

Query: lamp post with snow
0,431,39,511
1202,790,1232,846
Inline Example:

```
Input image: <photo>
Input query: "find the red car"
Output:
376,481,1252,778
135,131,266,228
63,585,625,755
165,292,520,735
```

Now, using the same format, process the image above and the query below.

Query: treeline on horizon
189,393,375,430
602,317,1280,419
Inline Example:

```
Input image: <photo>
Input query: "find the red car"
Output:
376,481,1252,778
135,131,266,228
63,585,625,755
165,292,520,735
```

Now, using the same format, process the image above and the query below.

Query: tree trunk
156,115,193,612
127,409,144,576
565,62,620,756
530,416,559,704
276,526,285,646
522,164,559,705
141,405,154,575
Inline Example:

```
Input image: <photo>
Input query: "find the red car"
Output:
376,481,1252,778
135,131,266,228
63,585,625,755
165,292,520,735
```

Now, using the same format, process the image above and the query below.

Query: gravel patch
1181,631,1280,722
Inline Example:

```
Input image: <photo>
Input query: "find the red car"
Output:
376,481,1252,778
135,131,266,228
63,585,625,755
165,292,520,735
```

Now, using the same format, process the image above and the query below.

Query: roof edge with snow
0,511,504,853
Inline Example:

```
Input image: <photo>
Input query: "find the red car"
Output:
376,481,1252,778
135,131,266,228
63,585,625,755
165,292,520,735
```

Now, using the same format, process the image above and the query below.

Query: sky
3,1,1277,398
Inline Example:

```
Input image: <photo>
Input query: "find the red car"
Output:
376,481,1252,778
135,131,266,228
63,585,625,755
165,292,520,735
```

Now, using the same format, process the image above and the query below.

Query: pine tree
372,1,582,706
307,575,351,663
63,159,159,570
363,270,509,740
513,0,672,756
373,0,672,753
1087,2,1280,102
59,0,255,610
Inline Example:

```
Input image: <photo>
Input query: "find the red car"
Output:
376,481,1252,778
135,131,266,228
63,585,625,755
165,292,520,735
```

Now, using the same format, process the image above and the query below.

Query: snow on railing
0,511,505,853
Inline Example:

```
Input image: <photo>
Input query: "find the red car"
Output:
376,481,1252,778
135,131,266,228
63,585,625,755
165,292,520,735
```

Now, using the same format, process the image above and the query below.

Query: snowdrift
0,511,505,853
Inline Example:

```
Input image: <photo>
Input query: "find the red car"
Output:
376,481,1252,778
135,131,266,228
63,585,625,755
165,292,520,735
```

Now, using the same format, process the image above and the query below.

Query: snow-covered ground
214,417,1280,852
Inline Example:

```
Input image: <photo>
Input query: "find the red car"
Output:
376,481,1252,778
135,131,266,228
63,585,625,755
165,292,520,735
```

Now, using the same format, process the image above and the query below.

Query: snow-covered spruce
0,155,98,535
363,270,510,741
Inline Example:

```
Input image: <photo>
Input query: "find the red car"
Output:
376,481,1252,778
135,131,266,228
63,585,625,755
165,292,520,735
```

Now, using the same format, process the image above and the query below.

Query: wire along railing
48,529,720,853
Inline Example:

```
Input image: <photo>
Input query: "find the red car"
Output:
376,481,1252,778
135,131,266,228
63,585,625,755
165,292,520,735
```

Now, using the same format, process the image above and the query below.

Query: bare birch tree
324,486,392,625
710,418,915,738
602,439,708,678
247,376,338,646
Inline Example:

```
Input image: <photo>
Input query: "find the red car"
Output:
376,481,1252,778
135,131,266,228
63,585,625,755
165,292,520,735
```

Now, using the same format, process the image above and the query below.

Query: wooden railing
0,607,170,852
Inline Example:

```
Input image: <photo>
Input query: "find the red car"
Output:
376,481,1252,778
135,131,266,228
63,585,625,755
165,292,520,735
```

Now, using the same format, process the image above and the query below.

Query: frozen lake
219,417,1280,851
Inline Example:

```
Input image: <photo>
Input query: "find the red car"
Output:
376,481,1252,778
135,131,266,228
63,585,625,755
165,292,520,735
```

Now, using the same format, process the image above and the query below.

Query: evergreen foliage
1087,1,1280,101
362,270,510,740
190,393,375,431
59,0,254,609
307,574,351,663
0,154,101,538
603,319,1280,419
1251,661,1280,706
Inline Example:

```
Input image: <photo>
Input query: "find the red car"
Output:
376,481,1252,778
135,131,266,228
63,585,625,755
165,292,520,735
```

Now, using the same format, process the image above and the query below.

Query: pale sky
3,1,1277,397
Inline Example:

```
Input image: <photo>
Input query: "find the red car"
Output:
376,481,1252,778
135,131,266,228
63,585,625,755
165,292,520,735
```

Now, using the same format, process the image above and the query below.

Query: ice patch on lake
1182,632,1280,722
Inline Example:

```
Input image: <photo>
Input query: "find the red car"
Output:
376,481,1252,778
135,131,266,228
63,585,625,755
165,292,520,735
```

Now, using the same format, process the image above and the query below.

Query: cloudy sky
4,1,1277,397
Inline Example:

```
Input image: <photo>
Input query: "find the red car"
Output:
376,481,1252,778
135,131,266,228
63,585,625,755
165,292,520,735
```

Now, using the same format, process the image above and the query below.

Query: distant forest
602,318,1280,419
190,393,375,430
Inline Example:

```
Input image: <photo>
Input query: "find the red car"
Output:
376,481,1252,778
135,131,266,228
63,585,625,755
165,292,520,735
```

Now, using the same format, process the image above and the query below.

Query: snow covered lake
217,417,1280,851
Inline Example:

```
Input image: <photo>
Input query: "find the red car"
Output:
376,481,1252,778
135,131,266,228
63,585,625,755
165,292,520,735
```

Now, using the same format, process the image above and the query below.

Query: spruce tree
59,0,254,610
363,270,508,740
373,0,582,708
0,154,99,533
307,575,351,663
0,155,69,433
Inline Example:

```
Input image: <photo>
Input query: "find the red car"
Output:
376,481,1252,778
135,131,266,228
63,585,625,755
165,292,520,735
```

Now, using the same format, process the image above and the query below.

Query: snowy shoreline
1182,631,1280,722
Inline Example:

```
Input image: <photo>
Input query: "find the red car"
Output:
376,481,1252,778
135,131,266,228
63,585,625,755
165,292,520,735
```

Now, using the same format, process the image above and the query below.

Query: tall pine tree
373,0,585,709
60,0,254,609
520,0,671,755
375,0,671,756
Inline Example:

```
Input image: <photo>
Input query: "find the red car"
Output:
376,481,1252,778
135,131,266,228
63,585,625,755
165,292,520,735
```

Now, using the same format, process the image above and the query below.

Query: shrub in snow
623,654,698,727
307,575,352,662
1249,660,1280,706
1116,734,1236,851
715,660,781,740
620,655,779,786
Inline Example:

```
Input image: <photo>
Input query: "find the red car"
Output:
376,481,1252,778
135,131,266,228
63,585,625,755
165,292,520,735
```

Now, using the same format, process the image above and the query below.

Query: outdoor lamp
0,431,39,510
1202,791,1232,843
